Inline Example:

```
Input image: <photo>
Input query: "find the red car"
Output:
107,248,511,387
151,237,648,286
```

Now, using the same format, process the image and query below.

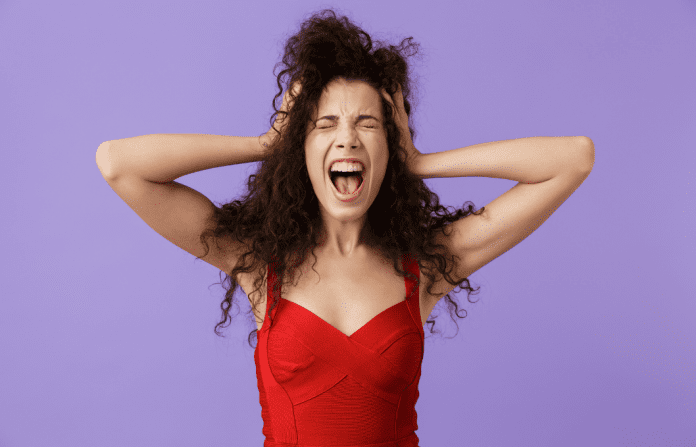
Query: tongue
334,175,360,194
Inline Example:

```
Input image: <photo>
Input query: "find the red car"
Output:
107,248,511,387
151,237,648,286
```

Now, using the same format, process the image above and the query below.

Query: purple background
1,0,695,446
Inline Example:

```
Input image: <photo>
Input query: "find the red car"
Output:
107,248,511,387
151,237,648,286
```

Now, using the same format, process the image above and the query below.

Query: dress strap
261,259,282,331
401,252,424,337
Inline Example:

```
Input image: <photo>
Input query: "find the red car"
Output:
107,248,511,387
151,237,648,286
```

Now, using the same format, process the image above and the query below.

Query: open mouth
329,170,364,195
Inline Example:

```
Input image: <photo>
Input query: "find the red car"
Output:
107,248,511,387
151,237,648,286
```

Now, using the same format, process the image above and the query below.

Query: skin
304,77,389,259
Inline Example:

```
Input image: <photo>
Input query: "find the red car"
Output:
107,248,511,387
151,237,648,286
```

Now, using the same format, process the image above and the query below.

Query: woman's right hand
259,79,303,153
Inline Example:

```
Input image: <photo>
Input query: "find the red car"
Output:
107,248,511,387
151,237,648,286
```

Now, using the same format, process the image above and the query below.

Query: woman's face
304,78,389,225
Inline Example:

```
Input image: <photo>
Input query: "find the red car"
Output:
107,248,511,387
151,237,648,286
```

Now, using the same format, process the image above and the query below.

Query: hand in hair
260,79,304,153
381,84,422,174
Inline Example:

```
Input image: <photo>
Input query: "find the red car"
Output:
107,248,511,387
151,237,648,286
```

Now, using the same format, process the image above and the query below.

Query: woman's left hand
381,84,422,175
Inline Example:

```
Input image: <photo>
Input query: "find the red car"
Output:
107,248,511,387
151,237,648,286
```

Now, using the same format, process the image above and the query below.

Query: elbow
575,136,594,172
579,136,594,150
96,141,114,179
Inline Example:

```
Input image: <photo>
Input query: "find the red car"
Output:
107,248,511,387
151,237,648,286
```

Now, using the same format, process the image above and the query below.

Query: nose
335,123,359,149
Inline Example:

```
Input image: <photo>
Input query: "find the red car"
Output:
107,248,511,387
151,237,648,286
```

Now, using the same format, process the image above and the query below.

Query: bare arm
96,133,267,183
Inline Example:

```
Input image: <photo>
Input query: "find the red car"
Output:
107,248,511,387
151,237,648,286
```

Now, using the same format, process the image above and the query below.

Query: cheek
376,148,390,177
305,159,326,191
303,153,318,178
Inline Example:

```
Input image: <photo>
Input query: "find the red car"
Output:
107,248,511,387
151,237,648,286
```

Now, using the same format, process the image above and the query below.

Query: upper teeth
330,161,364,172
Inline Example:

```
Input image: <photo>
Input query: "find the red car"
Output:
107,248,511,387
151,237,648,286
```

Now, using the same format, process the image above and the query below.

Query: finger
281,80,302,111
380,87,393,104
280,88,290,109
290,79,302,96
282,86,298,113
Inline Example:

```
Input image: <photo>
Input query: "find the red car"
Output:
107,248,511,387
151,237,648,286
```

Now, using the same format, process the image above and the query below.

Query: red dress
254,252,424,447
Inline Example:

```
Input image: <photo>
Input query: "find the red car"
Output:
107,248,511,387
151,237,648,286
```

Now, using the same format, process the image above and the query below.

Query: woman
96,8,593,447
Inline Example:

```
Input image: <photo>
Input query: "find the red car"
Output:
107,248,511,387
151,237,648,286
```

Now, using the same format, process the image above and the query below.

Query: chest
245,251,431,335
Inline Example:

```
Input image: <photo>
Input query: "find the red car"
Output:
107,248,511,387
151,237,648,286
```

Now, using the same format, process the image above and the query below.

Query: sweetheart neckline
279,296,409,338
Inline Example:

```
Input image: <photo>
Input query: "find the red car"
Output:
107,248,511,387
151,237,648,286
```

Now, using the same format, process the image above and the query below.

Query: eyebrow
316,115,381,122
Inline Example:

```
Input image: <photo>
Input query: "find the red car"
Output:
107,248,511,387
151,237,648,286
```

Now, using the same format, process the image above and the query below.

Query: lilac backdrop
1,0,694,446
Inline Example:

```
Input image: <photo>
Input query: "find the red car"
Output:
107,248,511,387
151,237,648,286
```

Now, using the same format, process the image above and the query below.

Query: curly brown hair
197,7,485,349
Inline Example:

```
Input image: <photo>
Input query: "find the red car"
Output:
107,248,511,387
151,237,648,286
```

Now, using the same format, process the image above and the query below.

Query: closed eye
318,124,376,129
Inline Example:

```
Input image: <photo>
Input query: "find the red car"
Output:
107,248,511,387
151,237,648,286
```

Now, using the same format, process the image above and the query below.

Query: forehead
314,79,382,117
